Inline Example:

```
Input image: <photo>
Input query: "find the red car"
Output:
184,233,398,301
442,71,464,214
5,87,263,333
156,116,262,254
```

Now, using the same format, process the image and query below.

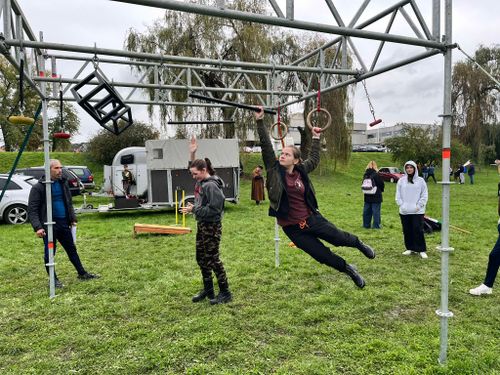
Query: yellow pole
175,189,178,225
182,190,186,228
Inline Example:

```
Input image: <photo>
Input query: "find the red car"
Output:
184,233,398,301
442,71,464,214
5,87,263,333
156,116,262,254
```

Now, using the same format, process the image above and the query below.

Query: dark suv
66,166,96,190
15,167,84,196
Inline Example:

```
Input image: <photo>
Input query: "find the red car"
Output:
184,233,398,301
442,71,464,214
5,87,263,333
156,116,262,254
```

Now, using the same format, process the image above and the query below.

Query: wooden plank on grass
133,223,191,237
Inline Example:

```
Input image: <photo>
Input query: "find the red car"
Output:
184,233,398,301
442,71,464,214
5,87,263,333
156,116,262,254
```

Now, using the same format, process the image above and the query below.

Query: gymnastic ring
270,121,288,140
306,107,331,131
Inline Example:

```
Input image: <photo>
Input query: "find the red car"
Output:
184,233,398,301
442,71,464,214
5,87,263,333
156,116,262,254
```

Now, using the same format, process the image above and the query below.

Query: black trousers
484,224,500,288
282,213,360,272
43,219,86,277
399,214,427,252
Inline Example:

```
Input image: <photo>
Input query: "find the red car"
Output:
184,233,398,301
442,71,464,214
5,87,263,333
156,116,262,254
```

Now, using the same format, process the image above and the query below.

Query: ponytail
205,157,216,176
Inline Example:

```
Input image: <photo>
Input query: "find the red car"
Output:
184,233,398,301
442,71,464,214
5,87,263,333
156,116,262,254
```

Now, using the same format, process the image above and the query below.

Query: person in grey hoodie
396,160,429,259
181,156,232,305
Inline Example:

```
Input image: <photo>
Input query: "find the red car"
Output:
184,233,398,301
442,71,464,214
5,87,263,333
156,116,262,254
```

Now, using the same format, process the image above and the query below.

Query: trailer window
153,148,163,159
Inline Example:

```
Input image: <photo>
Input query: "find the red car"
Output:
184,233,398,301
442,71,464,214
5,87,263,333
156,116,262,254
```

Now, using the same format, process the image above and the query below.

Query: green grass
1,152,500,374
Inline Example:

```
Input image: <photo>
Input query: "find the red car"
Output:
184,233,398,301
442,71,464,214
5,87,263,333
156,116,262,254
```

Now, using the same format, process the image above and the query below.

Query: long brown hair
191,158,216,176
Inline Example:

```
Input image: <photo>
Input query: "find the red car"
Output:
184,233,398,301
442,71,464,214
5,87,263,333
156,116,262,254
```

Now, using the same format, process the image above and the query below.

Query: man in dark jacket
28,159,98,288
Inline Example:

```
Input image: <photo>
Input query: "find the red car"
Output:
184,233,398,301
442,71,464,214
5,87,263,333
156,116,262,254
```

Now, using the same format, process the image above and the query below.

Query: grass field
1,151,499,374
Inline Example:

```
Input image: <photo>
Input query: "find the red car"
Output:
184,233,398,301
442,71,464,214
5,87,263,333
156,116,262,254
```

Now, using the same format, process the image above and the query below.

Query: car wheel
4,204,28,225
390,177,395,183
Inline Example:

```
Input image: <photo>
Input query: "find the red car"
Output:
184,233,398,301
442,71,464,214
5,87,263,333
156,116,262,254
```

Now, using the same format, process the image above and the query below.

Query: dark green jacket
256,119,320,219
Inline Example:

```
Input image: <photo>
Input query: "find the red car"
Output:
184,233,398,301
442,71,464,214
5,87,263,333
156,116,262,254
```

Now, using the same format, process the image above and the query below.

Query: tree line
0,1,497,168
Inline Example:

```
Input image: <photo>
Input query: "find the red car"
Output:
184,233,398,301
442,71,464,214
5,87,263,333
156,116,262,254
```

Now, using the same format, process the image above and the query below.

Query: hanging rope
361,79,382,127
8,50,35,126
306,77,331,131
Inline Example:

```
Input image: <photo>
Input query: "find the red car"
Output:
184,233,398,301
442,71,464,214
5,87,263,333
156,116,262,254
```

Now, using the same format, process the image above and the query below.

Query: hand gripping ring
270,121,288,140
306,107,331,131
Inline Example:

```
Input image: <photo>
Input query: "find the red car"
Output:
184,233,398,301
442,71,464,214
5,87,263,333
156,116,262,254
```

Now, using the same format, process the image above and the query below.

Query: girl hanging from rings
254,106,376,288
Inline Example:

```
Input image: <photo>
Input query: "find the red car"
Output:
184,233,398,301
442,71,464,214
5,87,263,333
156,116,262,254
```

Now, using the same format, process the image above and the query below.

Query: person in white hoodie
396,160,429,259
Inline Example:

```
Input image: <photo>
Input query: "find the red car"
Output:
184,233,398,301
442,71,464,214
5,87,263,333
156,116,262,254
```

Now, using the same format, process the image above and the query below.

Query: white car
0,174,37,225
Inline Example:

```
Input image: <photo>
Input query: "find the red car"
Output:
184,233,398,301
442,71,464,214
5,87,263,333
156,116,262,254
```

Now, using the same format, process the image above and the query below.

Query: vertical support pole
269,72,280,267
51,56,57,95
182,190,186,228
175,189,178,225
154,65,159,102
437,0,453,365
432,0,441,41
39,33,56,299
286,0,294,21
3,0,11,40
14,13,21,63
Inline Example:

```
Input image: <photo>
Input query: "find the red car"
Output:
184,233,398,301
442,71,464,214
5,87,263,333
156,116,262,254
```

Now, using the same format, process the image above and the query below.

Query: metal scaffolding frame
0,0,455,363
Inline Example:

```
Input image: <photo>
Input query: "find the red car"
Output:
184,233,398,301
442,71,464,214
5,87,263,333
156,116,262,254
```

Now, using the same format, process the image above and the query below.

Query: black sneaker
77,272,100,280
209,290,233,305
358,240,376,259
345,264,366,288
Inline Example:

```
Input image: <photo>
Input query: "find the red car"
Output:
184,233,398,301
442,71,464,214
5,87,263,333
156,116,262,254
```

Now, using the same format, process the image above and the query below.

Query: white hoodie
395,160,428,215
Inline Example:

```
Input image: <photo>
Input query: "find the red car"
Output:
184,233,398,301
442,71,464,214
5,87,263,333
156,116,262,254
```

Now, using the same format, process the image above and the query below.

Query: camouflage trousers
196,221,228,290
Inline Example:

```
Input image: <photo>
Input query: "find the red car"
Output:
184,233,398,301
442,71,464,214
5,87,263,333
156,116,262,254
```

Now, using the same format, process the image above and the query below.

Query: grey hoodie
395,160,428,215
193,176,225,223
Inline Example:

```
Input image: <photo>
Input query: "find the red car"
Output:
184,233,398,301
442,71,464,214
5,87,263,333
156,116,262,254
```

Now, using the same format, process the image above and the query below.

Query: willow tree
297,37,353,167
125,0,290,139
452,45,500,159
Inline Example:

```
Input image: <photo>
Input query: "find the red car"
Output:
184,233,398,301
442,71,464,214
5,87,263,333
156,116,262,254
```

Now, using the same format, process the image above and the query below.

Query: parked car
65,165,96,190
15,167,84,196
0,174,37,224
378,167,405,183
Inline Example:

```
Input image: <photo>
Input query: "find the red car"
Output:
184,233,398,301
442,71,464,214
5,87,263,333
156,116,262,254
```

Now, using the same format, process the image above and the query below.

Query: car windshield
69,168,86,177
24,177,38,186
390,168,402,173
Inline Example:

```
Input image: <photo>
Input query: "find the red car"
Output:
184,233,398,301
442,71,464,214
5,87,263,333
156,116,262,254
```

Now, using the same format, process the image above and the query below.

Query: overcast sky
14,0,499,142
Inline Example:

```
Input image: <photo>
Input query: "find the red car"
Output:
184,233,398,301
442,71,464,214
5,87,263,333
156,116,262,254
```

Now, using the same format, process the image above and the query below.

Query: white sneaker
402,250,412,255
419,252,428,259
469,284,493,296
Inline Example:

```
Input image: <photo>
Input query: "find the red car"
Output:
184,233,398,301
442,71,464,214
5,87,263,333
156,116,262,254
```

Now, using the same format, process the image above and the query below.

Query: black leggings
282,214,360,272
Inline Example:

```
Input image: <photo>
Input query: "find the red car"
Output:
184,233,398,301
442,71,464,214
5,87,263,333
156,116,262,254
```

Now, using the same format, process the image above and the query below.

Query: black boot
192,278,215,303
345,264,366,288
357,240,376,259
210,280,232,305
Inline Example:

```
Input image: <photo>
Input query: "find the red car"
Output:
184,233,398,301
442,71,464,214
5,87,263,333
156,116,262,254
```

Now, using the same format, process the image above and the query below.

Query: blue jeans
363,202,381,229
484,224,500,287
469,174,474,184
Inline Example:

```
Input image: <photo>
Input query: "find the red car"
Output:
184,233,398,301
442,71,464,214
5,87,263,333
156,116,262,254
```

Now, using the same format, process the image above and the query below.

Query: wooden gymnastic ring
270,121,288,140
306,107,331,131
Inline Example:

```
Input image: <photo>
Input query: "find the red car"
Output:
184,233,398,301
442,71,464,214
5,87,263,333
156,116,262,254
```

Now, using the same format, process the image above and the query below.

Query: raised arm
302,127,321,173
254,107,277,171
189,135,198,162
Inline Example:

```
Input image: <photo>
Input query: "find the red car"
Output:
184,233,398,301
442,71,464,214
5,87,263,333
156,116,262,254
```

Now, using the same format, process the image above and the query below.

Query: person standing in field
251,165,265,205
361,160,385,229
182,137,232,305
396,161,429,259
28,159,99,288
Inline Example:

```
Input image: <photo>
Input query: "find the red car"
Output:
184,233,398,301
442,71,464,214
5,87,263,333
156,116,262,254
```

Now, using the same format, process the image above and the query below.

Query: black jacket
256,119,320,219
363,168,385,204
28,176,77,231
